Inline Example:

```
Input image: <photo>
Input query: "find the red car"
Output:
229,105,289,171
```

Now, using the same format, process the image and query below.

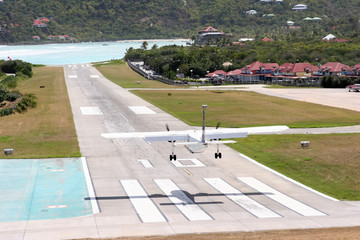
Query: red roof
352,63,360,69
202,26,218,32
280,63,294,70
333,39,347,42
262,37,274,42
243,61,279,71
321,62,349,72
291,63,317,73
227,69,242,75
206,70,227,77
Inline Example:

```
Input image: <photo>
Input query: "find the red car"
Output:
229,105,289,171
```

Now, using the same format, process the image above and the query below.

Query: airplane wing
204,125,288,140
101,130,197,142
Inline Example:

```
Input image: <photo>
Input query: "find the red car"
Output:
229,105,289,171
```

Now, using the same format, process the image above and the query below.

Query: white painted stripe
204,178,281,218
81,157,100,214
121,180,166,223
47,205,67,209
51,169,65,172
172,158,206,168
80,107,103,115
137,159,153,168
154,179,212,221
129,106,156,115
238,177,326,216
68,75,78,79
239,153,339,201
90,75,99,78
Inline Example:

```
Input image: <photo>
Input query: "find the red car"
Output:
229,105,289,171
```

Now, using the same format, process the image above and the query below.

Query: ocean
0,40,188,65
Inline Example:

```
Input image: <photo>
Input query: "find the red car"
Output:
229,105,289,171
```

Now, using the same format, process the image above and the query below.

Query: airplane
101,105,289,161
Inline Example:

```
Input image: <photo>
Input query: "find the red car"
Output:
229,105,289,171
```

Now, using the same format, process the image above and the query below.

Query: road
2,66,360,240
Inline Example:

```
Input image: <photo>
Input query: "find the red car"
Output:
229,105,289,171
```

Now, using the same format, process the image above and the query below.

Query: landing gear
170,154,177,161
170,141,176,161
215,143,222,159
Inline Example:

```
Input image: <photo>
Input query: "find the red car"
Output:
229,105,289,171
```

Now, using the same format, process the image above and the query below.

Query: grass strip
95,60,179,88
0,67,80,159
131,90,360,128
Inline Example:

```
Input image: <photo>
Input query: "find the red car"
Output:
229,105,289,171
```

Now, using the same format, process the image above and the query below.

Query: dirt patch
77,226,360,240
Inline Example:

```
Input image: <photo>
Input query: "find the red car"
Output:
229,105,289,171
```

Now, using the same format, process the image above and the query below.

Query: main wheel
173,155,177,161
219,152,222,159
215,153,218,159
170,155,173,161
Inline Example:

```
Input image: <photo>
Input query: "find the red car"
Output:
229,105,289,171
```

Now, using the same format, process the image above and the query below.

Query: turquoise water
0,40,188,65
0,158,92,222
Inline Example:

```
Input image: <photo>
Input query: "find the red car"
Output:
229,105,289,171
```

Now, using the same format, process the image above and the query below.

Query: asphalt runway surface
1,65,360,240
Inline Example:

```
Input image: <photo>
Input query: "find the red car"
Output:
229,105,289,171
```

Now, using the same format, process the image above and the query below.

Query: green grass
131,90,360,128
131,89,360,200
232,134,360,200
95,60,181,88
0,67,80,159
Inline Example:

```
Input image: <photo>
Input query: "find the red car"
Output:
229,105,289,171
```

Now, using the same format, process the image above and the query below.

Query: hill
0,0,359,43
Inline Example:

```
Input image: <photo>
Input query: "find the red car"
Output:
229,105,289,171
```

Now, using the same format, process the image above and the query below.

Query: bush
0,107,15,117
1,75,18,88
0,60,32,77
16,94,37,113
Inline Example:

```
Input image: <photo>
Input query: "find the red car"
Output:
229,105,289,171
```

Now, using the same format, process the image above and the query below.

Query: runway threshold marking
238,177,327,217
90,75,99,78
154,179,212,221
68,75,78,79
204,178,281,218
120,180,166,223
128,106,156,115
137,159,153,168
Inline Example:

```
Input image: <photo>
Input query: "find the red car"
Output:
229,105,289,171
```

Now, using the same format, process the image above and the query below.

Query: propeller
216,122,221,129
166,123,170,131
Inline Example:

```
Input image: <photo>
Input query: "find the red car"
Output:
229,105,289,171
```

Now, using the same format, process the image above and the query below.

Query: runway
1,64,360,240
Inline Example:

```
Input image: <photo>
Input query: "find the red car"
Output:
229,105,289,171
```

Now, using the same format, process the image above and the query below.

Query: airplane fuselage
185,142,208,153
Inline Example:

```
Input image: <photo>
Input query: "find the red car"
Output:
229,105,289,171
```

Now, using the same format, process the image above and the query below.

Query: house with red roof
32,17,49,28
32,36,40,41
196,26,226,45
262,37,274,42
319,62,349,76
241,61,279,74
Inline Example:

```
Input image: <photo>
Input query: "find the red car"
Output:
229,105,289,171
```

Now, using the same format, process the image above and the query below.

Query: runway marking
172,158,205,168
68,75,78,79
183,168,192,176
90,75,99,78
137,159,153,168
47,205,67,209
120,180,166,223
204,178,281,218
128,106,156,115
51,169,65,172
80,107,103,115
82,157,100,214
238,177,327,217
154,179,212,221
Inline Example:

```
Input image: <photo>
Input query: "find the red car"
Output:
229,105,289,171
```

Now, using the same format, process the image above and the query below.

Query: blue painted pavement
0,158,93,222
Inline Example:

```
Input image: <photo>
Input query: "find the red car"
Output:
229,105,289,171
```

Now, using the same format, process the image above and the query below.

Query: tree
141,41,149,50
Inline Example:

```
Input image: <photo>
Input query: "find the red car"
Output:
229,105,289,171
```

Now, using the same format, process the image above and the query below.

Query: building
195,26,226,46
292,4,307,11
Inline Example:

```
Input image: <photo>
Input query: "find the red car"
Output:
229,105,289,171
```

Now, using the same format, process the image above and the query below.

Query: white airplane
101,105,289,161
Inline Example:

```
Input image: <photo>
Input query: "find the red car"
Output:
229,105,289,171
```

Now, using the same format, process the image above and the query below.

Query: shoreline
0,38,191,47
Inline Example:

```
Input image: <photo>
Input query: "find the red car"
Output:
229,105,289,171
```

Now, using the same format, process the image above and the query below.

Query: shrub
1,75,18,88
0,60,32,77
16,94,37,113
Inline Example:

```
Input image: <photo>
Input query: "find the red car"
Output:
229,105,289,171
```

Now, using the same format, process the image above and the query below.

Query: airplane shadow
85,191,273,206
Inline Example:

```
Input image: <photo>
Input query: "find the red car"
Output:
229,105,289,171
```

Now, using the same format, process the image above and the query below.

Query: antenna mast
202,105,207,142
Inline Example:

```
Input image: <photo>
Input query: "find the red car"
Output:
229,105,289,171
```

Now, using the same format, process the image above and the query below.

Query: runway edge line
81,157,100,213
239,153,339,202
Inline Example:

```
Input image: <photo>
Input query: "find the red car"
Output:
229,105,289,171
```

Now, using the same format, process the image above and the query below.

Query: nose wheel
215,143,222,159
170,154,177,161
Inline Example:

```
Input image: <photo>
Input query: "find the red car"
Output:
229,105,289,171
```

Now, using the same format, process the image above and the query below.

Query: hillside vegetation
0,0,360,43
